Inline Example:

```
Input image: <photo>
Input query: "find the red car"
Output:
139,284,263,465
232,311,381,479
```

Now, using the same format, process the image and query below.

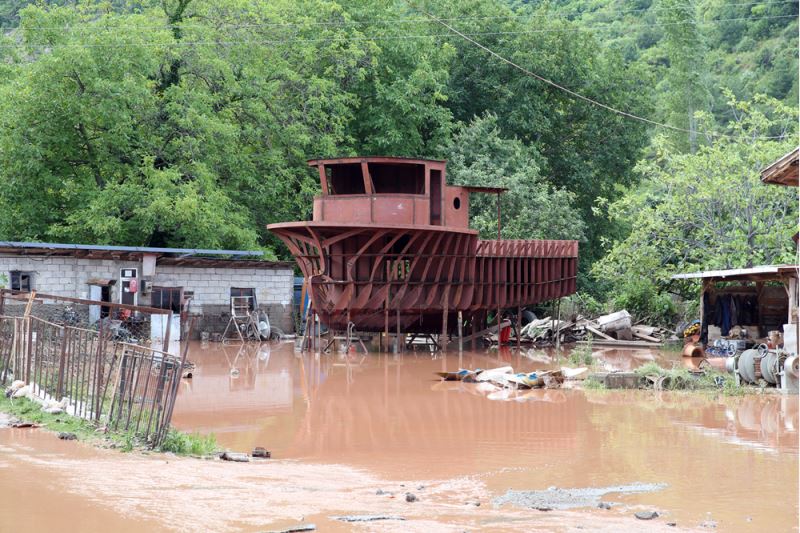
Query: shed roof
458,186,508,194
761,148,799,186
0,241,294,269
671,265,798,282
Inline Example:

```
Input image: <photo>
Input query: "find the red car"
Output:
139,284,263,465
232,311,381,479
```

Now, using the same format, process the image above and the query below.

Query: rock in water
267,525,316,533
221,451,250,462
405,493,417,503
58,432,77,440
635,511,659,520
252,447,271,458
331,515,405,523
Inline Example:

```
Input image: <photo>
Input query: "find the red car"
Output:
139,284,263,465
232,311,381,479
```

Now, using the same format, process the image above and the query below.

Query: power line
1,14,795,49
413,5,791,141
5,0,797,32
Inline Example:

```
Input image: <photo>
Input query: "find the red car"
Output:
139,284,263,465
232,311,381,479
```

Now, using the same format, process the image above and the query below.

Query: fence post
23,291,36,384
155,317,194,446
163,313,172,352
56,328,70,399
93,317,105,421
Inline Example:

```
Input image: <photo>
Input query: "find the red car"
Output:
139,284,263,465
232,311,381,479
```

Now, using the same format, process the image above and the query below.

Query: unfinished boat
267,157,578,333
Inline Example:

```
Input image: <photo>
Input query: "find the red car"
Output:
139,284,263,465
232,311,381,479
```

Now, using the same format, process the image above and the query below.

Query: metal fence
0,290,189,447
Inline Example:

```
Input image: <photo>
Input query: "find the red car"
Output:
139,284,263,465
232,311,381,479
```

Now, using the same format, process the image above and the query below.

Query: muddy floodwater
1,341,798,532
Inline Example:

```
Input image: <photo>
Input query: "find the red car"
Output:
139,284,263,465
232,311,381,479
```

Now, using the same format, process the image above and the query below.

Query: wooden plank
632,330,662,343
585,325,615,341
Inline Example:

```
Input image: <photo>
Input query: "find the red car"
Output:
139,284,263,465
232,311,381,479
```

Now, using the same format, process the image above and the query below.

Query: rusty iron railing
0,291,188,447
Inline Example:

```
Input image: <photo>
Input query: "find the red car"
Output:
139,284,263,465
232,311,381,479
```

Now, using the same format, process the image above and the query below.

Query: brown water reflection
170,341,799,532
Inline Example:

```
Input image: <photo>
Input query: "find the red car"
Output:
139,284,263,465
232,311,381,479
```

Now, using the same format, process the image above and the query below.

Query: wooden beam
585,325,615,341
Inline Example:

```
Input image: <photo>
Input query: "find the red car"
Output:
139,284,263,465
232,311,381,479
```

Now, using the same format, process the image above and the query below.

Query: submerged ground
1,342,797,532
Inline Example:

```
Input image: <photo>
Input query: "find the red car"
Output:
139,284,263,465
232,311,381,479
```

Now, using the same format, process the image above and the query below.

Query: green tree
593,94,797,316
656,0,711,152
0,0,373,253
445,113,585,242
430,0,653,267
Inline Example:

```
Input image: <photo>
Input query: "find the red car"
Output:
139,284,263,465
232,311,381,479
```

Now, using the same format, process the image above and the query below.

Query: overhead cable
413,5,792,141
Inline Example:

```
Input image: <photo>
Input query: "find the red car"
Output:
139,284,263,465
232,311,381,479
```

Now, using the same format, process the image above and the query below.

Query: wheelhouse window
10,271,32,292
326,164,366,195
369,163,425,194
231,287,257,311
151,287,183,314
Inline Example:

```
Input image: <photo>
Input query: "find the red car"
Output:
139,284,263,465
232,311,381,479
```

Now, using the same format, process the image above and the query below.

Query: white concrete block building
0,242,295,336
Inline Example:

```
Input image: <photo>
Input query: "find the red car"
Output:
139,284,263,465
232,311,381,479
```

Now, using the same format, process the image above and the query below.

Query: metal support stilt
384,308,389,353
458,311,463,353
441,307,448,353
555,298,562,352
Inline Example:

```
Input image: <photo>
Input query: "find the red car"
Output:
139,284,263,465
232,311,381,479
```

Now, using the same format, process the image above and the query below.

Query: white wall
0,255,293,307
154,265,293,306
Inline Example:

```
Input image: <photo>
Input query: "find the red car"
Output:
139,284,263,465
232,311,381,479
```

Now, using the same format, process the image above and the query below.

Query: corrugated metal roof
671,265,798,280
761,147,799,186
0,241,295,269
0,241,263,257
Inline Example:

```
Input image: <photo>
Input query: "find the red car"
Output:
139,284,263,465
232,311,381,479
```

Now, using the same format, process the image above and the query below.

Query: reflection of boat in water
268,157,578,333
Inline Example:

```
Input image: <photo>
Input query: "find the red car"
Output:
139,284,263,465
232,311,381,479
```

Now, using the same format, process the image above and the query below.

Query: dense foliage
0,0,796,321
593,93,797,322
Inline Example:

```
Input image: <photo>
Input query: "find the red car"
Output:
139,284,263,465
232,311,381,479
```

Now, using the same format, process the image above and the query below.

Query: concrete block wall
0,255,295,333
0,256,139,299
153,266,293,307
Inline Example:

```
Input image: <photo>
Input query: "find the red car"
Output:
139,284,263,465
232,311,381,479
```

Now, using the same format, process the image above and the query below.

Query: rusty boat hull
269,221,577,333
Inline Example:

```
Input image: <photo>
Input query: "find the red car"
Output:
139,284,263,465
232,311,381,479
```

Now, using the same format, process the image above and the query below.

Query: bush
568,345,594,366
611,278,677,327
160,429,218,456
582,378,606,390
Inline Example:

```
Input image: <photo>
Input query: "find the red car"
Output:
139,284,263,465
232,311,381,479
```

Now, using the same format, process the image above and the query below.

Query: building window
151,287,183,314
10,271,33,292
231,287,256,311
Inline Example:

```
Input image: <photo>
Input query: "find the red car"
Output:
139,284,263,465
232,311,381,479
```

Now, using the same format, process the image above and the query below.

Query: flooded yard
1,341,797,532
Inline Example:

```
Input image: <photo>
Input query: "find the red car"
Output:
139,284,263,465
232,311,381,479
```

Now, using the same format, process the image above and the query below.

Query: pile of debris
517,310,676,347
5,380,70,414
434,365,588,401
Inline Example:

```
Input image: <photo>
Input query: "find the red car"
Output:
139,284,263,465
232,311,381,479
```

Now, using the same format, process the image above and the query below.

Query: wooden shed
672,265,799,354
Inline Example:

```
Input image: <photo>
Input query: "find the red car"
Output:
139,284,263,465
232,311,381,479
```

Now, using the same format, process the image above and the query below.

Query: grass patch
633,362,746,395
1,394,219,455
0,394,105,441
159,429,218,456
567,334,595,367
568,346,594,366
582,377,607,390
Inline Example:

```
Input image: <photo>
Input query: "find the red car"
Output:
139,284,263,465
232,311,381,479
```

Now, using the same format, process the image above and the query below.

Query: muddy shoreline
0,426,700,532
1,342,797,532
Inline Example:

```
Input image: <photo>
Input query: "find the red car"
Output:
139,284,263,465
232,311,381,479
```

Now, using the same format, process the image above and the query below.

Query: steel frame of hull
269,222,578,333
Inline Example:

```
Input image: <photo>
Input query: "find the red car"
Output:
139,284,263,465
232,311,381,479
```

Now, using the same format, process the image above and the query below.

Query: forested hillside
0,0,796,320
